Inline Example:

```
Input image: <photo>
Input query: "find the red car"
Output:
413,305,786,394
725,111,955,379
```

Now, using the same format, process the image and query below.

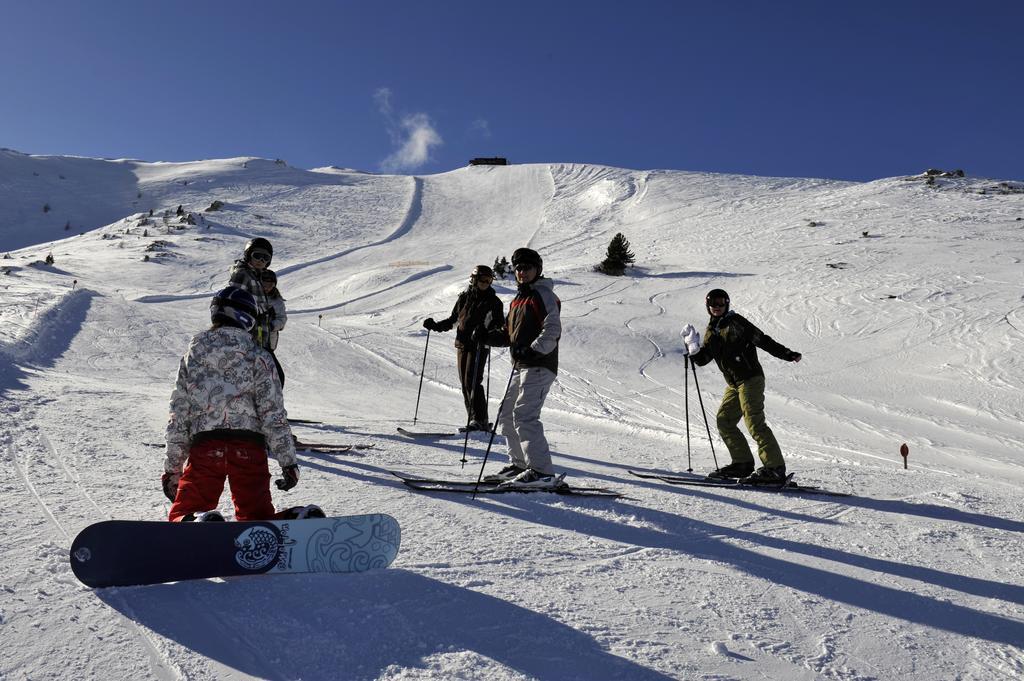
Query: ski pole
473,364,519,499
690,359,719,470
412,329,430,425
460,345,485,467
684,355,692,472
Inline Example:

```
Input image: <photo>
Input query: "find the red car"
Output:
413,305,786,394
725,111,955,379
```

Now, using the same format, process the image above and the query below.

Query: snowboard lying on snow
70,514,401,588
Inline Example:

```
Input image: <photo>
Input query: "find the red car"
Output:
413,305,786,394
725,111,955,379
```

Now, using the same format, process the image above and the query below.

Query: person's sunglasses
514,264,535,272
709,301,727,308
250,251,271,263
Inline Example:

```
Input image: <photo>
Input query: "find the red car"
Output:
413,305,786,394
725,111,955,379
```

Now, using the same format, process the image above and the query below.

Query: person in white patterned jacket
161,287,320,521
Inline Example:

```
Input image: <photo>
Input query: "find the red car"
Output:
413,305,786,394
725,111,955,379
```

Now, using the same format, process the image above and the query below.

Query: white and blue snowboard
70,514,401,588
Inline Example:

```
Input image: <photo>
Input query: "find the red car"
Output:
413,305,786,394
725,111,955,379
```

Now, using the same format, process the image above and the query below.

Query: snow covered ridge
0,279,90,366
0,149,370,252
2,149,1024,680
3,147,1022,254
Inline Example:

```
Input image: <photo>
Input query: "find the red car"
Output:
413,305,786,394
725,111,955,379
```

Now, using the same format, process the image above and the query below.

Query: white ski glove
681,324,701,356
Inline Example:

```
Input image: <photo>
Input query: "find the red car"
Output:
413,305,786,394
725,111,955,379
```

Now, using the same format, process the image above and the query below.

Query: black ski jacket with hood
435,286,505,350
689,311,797,387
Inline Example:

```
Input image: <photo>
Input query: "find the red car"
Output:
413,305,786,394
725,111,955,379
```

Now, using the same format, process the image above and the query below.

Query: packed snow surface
1,149,1022,680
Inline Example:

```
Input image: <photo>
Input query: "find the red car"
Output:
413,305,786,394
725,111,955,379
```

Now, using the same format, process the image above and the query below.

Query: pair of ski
391,471,623,498
295,441,376,453
395,428,622,497
628,470,852,497
396,427,484,439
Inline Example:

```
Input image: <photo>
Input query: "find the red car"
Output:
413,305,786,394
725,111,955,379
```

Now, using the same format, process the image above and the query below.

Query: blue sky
2,1,1021,181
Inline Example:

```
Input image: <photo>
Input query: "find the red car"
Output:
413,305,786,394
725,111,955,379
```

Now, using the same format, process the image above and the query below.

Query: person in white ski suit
161,287,311,522
477,247,562,488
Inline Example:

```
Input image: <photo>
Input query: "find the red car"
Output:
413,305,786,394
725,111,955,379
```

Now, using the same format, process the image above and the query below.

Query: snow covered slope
1,151,1022,680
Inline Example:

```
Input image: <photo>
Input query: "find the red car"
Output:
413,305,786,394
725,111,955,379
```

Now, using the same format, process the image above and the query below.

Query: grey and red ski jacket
434,286,505,350
689,311,798,387
164,325,296,475
486,277,561,374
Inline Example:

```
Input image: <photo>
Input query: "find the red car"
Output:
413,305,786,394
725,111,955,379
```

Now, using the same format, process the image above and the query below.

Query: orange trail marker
900,443,909,469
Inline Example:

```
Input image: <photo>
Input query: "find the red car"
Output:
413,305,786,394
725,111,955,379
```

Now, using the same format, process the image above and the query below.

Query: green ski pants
716,375,785,468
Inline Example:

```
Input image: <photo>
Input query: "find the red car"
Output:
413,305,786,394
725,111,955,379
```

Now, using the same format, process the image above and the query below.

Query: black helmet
262,269,277,285
210,286,258,331
705,288,730,315
470,264,494,283
243,237,273,265
511,247,543,275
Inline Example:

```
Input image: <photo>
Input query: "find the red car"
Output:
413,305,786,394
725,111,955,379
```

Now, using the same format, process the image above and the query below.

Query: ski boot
707,461,755,480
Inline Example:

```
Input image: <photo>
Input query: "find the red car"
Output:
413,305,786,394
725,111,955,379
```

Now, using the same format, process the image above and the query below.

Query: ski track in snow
1,157,1023,680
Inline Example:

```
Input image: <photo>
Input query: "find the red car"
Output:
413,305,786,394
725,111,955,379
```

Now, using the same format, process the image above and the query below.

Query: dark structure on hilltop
469,157,508,166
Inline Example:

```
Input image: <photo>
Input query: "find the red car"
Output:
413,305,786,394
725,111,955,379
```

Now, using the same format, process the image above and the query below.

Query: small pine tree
45,253,55,265
597,233,635,276
499,256,510,278
493,256,507,279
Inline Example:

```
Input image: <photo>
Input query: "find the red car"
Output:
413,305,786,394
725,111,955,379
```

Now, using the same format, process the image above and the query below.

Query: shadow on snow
99,569,675,681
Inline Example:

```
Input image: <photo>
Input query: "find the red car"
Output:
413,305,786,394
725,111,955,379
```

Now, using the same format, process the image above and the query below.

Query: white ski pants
497,366,556,475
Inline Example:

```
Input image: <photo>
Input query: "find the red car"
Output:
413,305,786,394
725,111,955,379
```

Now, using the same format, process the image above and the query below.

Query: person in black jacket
423,265,504,431
683,289,801,484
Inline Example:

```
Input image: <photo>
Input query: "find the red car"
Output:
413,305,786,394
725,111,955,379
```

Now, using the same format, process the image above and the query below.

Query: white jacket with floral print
163,326,296,474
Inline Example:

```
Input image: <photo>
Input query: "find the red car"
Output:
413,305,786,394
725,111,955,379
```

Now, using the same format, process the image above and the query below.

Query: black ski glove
788,351,802,363
275,464,300,491
161,471,181,502
470,324,489,345
423,318,437,331
510,344,538,362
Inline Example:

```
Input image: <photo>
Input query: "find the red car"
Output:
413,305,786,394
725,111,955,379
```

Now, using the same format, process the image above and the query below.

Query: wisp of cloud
375,87,443,172
381,114,443,172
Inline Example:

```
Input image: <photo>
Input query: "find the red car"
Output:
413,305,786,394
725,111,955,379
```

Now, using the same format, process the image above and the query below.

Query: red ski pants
168,438,275,522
